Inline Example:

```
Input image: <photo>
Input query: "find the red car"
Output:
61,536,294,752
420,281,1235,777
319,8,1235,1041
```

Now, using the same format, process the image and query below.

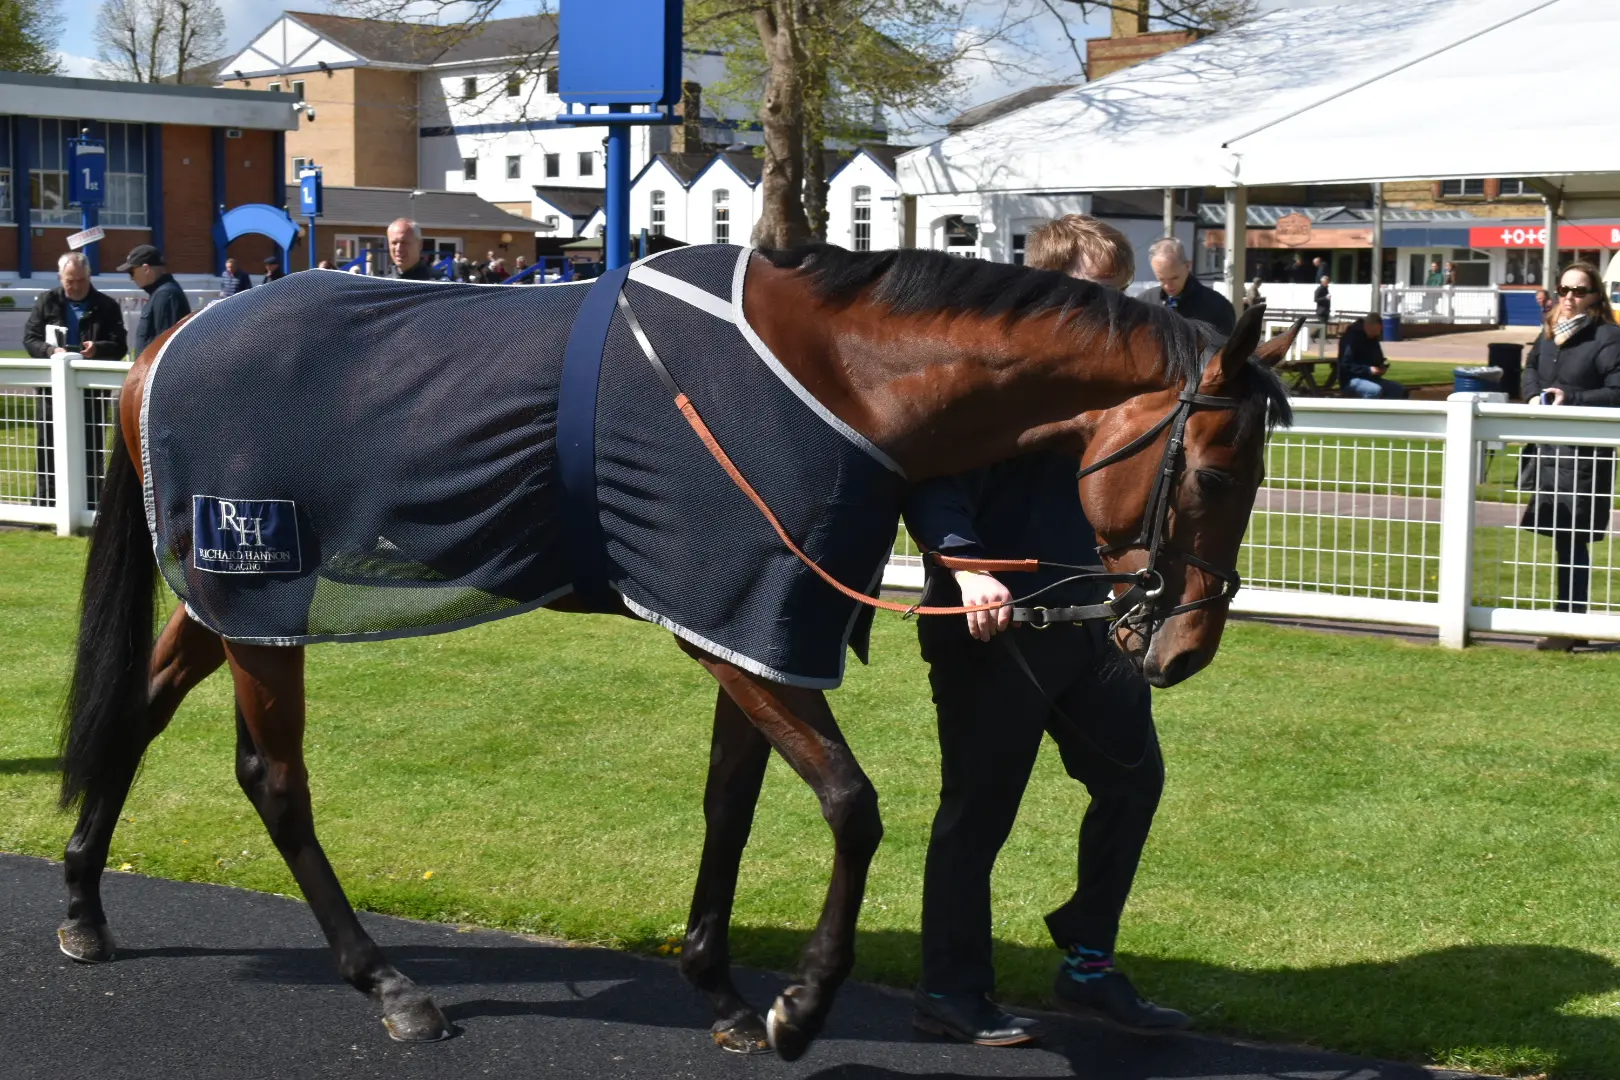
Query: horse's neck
746,265,1175,480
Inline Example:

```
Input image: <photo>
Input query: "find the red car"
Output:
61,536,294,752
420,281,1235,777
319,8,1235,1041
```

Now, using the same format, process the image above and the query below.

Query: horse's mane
760,243,1291,441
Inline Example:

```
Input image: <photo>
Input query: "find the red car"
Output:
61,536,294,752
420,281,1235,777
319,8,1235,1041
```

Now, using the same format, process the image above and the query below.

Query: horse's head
1078,306,1296,688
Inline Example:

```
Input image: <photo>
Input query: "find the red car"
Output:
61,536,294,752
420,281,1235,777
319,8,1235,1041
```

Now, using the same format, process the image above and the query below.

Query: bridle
1070,382,1245,640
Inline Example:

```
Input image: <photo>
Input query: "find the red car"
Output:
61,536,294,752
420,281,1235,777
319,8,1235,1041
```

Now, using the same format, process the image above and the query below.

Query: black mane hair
761,243,1292,441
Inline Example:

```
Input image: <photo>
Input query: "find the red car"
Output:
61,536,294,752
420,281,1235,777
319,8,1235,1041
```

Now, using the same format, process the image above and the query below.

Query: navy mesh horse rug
141,245,903,687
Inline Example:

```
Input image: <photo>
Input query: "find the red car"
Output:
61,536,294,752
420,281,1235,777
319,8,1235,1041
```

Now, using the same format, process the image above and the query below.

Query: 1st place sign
69,140,106,209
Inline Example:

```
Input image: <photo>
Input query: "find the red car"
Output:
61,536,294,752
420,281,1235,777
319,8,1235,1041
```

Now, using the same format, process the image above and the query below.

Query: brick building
1,71,296,278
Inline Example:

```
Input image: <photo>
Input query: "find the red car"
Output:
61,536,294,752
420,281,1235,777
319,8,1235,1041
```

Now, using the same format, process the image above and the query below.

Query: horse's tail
60,433,155,809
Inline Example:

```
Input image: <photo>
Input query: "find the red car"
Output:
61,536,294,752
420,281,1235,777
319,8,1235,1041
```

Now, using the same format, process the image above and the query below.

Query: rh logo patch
192,496,302,574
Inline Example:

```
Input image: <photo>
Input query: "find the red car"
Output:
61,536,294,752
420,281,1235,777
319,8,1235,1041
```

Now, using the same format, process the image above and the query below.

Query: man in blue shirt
905,217,1186,1047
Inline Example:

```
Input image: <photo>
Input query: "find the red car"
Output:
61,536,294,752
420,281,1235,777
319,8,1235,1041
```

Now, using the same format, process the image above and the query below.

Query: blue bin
1453,366,1503,394
1381,314,1401,341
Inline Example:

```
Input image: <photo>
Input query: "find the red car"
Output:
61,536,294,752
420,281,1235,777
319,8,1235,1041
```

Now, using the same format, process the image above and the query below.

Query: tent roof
898,0,1611,199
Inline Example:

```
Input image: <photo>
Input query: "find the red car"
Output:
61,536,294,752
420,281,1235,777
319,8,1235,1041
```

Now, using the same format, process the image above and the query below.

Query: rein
616,288,1241,631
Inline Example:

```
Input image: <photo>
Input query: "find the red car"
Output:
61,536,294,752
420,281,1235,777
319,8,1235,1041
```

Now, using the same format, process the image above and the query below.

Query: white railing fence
5,359,1616,646
1,355,130,536
884,398,1620,646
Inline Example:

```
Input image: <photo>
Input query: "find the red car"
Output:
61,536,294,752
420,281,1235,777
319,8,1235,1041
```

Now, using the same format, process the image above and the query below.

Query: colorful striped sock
1062,945,1115,983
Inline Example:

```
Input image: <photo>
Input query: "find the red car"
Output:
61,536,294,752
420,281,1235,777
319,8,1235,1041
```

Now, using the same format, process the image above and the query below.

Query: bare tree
93,0,226,83
1040,0,1257,79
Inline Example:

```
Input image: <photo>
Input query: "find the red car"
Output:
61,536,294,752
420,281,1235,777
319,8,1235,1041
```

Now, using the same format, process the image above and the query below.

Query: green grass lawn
4,531,1620,1076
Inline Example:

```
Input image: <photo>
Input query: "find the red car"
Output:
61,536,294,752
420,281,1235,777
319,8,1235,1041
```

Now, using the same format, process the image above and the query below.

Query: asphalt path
1,853,1481,1080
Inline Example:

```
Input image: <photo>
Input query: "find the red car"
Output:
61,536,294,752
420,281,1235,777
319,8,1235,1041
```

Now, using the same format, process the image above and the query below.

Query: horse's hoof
57,921,115,963
712,1013,771,1054
382,993,451,1043
765,986,817,1062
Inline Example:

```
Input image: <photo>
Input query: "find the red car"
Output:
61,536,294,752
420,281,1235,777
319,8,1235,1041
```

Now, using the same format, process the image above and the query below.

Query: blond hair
1024,215,1135,287
1545,261,1616,333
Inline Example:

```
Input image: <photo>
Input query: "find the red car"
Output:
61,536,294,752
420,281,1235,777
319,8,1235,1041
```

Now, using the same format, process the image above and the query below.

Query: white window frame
544,153,560,178
650,189,665,236
462,77,477,101
506,155,521,180
851,185,871,251
577,151,594,178
463,156,477,180
713,188,730,245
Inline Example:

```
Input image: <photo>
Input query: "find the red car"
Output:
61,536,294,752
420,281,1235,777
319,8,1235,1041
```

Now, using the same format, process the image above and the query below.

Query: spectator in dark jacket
1314,275,1332,322
1148,237,1234,335
1289,254,1311,283
24,251,128,360
1338,313,1407,399
387,217,439,281
1518,261,1620,650
119,244,191,358
263,255,285,282
219,257,253,297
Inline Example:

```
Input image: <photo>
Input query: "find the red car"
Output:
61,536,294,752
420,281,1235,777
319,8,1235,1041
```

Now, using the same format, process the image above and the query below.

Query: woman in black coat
1518,261,1620,649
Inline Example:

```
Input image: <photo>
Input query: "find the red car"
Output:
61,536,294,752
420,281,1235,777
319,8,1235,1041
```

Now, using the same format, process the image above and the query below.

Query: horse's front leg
682,687,773,1053
682,642,883,1062
61,607,225,962
223,641,449,1043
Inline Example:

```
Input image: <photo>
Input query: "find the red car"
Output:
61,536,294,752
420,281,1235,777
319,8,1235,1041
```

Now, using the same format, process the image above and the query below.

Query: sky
56,0,1337,117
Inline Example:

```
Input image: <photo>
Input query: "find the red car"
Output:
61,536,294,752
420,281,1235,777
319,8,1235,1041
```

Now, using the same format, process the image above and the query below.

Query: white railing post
1436,398,1477,647
49,352,87,537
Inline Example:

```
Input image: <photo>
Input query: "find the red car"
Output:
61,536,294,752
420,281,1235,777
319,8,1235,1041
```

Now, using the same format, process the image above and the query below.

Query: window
942,214,978,254
291,156,308,177
544,68,558,94
851,185,871,251
506,155,521,180
291,79,306,101
462,77,477,101
462,157,477,180
650,190,665,236
29,120,147,228
1439,178,1486,198
1011,233,1026,266
1497,178,1530,197
1505,249,1545,286
544,153,559,178
268,82,281,93
577,151,594,177
713,189,730,245
506,74,521,97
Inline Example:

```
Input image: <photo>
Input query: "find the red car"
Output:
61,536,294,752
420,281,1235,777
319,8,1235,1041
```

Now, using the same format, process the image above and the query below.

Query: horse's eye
1195,469,1231,496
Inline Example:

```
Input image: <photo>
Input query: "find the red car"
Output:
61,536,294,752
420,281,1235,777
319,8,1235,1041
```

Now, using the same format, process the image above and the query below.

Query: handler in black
902,219,1187,1047
387,217,439,280
23,251,128,361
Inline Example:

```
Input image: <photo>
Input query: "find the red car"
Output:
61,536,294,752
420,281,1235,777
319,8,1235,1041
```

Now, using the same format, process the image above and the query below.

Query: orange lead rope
671,393,1012,617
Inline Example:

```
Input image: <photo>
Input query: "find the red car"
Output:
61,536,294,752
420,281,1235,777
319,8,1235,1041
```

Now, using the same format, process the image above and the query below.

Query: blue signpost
298,165,323,271
555,0,682,271
68,135,106,274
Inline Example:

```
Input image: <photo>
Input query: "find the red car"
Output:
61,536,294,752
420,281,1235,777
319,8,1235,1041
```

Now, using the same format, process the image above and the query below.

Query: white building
214,10,766,228
824,146,905,252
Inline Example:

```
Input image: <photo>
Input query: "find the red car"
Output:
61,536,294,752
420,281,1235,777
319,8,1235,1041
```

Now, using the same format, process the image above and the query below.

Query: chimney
1110,0,1150,37
671,81,702,153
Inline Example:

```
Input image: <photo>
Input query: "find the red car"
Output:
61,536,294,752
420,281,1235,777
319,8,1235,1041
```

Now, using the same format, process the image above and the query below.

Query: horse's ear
1209,302,1267,385
1251,316,1305,368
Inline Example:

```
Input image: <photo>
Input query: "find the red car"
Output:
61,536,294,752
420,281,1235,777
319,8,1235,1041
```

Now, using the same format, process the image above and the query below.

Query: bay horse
57,246,1294,1060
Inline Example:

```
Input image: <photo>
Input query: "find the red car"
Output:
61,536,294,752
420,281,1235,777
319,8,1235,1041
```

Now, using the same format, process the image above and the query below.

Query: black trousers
1554,533,1591,614
918,620,1161,996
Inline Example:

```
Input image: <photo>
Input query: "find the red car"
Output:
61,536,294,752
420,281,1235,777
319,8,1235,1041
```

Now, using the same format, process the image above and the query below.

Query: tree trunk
750,1,810,248
801,51,829,241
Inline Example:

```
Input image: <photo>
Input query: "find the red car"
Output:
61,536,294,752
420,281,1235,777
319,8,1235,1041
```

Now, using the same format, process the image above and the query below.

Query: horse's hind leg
223,640,449,1043
683,645,883,1062
682,687,773,1053
61,607,225,962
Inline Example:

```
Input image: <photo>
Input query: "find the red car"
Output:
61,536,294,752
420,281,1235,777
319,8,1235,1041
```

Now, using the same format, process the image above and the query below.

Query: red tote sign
1469,224,1620,248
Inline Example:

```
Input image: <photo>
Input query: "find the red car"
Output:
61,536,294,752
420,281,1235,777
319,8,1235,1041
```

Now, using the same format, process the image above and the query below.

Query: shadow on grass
726,927,1620,1077
0,757,59,775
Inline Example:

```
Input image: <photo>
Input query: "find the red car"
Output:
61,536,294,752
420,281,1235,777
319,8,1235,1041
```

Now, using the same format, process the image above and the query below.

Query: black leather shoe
1052,967,1189,1035
912,991,1040,1047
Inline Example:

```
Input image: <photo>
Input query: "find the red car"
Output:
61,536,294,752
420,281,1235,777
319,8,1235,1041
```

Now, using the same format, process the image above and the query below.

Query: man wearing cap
263,255,286,283
119,244,191,358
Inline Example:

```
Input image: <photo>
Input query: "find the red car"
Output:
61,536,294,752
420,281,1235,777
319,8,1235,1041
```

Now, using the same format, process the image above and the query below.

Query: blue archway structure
213,203,299,277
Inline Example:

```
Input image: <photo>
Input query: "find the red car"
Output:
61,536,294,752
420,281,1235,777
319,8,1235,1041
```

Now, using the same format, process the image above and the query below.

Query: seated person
1338,313,1408,399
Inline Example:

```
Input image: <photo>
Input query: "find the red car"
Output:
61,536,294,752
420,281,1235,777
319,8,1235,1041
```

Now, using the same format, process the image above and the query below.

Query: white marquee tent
898,0,1620,291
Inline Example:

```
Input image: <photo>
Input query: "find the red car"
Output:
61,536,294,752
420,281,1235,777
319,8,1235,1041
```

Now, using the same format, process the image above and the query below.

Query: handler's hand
80,341,96,358
1371,365,1388,377
1544,387,1567,406
955,570,1012,642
